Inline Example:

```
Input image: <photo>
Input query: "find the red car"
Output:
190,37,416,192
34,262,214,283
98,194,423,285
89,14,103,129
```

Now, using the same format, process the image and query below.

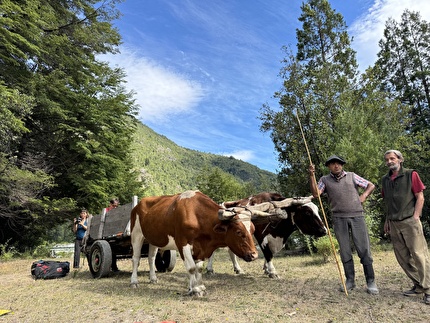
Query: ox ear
213,223,228,234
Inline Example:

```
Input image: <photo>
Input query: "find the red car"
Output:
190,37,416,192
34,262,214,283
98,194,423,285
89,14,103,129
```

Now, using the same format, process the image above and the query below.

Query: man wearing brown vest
309,155,378,294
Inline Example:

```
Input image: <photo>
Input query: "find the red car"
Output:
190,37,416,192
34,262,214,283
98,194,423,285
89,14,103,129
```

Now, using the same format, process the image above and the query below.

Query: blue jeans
332,216,373,265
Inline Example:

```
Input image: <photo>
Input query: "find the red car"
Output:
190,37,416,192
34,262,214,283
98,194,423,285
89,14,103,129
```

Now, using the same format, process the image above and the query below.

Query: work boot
339,260,356,292
424,293,430,305
363,264,379,295
403,285,424,297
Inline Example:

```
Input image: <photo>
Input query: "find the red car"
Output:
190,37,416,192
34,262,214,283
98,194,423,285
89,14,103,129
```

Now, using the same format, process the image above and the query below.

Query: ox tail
130,205,137,233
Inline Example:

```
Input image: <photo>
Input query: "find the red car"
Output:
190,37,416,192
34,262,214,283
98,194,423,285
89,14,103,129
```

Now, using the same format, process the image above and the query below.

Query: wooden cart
82,196,176,278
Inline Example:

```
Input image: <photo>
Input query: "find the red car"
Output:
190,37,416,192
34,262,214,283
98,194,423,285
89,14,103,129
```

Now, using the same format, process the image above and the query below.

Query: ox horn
218,208,235,220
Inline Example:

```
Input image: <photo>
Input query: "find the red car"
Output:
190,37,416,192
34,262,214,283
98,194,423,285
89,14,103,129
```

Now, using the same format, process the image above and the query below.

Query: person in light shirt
309,155,378,295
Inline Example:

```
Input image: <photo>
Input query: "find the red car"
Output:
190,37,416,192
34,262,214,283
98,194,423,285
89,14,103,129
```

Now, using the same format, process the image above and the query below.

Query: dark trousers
332,216,373,265
73,239,83,268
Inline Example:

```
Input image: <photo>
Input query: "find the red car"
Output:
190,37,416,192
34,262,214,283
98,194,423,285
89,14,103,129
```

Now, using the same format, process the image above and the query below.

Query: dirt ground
0,248,429,323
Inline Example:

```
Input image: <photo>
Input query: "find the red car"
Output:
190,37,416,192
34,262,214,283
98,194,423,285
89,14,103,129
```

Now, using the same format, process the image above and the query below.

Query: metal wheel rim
91,247,102,273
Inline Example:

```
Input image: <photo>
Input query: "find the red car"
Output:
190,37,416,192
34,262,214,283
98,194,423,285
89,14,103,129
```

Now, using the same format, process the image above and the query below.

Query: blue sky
105,0,430,173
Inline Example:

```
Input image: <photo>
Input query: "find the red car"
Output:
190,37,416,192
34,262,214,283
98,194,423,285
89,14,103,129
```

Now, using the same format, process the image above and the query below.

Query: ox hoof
234,269,245,275
206,269,215,275
268,273,280,279
187,285,207,297
149,279,158,284
188,290,206,297
130,283,138,288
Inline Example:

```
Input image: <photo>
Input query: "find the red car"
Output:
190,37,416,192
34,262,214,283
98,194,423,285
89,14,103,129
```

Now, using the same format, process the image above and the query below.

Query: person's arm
79,219,88,231
411,171,425,220
413,191,424,220
359,181,375,203
381,188,390,234
308,164,323,198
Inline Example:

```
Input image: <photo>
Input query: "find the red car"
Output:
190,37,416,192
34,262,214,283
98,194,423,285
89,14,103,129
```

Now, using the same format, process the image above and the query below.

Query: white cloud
222,150,255,162
351,0,430,70
102,48,205,122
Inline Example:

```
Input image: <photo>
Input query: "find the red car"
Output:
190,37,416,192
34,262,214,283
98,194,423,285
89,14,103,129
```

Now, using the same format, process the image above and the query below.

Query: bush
32,244,51,258
0,239,19,260
314,232,339,262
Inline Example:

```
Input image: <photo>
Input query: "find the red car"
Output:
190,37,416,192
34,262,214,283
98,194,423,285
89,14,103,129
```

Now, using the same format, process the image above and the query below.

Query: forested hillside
130,122,277,196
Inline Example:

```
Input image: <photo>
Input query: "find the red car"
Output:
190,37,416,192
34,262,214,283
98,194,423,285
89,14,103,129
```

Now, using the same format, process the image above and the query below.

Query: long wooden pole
294,110,348,296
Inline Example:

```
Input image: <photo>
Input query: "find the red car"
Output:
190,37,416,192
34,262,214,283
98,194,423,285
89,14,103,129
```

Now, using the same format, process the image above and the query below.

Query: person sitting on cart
106,198,119,212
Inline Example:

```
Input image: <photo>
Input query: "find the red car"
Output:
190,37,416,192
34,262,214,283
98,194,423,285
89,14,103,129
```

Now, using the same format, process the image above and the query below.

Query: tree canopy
375,10,430,133
0,0,143,250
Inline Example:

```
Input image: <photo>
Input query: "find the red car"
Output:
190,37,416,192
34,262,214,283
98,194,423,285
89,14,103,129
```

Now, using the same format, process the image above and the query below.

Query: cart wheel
89,240,112,278
155,250,177,272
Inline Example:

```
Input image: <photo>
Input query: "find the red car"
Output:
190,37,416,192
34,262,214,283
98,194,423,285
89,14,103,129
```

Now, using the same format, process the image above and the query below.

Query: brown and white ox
207,192,327,278
130,190,258,296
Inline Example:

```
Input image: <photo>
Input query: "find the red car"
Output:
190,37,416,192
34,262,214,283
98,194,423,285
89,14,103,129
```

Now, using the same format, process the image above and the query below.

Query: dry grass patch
0,249,429,322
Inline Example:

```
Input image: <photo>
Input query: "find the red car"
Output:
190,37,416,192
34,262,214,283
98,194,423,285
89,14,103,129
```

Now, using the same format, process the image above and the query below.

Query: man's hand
384,220,390,234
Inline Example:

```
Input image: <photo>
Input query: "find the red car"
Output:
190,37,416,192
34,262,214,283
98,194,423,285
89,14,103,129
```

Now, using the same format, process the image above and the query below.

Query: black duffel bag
31,260,70,280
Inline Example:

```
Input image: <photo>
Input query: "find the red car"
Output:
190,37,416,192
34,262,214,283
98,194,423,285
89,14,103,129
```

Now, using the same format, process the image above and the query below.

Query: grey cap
325,155,346,166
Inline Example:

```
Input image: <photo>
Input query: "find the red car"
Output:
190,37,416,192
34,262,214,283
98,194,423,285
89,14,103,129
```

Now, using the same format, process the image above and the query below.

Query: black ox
207,192,327,278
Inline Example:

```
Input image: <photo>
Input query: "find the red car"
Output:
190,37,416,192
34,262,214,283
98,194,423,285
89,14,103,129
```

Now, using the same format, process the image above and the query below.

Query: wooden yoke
218,196,313,224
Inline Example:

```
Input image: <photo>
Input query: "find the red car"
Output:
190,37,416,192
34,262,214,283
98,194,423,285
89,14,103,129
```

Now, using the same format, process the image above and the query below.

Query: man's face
384,152,401,172
328,161,343,175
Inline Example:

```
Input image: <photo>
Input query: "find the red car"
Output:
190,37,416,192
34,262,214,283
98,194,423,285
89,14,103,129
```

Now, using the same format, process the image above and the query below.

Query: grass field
0,248,429,323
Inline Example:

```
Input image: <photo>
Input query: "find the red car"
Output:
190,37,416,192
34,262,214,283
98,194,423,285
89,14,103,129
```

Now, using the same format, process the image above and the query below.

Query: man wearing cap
382,149,429,305
309,155,378,294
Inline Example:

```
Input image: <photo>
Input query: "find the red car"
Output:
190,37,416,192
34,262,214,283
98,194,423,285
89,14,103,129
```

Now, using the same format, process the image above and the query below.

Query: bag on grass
31,260,70,280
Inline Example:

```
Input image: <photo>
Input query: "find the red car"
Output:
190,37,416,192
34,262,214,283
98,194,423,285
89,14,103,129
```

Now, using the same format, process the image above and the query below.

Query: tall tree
0,0,143,250
375,10,430,133
374,10,430,233
260,0,404,197
260,0,358,194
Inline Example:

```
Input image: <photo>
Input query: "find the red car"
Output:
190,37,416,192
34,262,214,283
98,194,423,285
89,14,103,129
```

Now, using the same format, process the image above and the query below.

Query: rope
294,110,348,296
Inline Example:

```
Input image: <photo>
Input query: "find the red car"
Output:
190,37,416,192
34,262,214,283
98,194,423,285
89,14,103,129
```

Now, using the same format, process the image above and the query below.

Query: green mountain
130,122,278,196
